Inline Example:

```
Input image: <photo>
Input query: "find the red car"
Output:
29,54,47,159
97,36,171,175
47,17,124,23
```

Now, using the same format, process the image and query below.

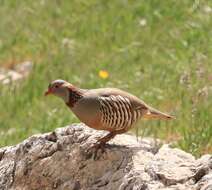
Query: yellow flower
98,70,109,79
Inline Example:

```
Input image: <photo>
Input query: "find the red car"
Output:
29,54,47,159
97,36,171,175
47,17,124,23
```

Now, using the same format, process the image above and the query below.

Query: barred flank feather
99,95,141,131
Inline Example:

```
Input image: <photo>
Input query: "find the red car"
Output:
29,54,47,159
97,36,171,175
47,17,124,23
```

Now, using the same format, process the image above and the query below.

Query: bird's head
45,79,70,102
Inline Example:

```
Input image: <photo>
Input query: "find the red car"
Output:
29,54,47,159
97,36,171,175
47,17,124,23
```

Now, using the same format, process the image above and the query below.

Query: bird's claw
88,141,106,152
85,142,107,160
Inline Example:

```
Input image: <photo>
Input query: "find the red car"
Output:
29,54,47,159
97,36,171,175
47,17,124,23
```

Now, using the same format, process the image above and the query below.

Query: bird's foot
84,132,116,159
88,141,106,152
85,142,107,160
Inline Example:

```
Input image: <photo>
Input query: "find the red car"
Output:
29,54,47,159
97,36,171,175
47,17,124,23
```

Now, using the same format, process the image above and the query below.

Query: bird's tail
143,107,175,120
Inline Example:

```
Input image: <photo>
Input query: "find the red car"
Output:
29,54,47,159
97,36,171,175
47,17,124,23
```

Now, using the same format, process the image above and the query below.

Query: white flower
139,19,147,27
203,6,212,13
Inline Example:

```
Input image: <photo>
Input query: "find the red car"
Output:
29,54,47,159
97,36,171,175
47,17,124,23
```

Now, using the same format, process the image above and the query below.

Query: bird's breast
70,98,108,130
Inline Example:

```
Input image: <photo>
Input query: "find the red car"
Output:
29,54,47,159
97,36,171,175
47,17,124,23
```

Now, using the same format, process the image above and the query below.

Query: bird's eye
55,85,59,88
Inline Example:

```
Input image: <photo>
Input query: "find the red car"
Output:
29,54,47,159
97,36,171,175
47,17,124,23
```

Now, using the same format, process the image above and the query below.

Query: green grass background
0,0,211,156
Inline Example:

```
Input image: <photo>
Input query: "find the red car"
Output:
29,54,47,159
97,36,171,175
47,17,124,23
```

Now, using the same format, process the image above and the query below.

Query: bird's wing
87,88,149,109
85,88,174,120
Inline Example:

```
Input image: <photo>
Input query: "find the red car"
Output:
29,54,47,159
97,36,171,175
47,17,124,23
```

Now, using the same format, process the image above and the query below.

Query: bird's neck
65,87,84,108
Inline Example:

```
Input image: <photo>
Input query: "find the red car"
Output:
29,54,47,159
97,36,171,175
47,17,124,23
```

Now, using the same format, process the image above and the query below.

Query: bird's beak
44,89,52,96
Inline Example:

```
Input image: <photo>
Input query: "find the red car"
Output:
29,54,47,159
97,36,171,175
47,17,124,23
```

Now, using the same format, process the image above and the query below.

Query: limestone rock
0,69,23,84
0,123,211,190
14,61,33,77
0,61,33,85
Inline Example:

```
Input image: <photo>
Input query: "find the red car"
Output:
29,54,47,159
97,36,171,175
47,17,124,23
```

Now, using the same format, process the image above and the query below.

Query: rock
0,123,211,190
0,69,23,84
14,61,33,77
0,61,33,85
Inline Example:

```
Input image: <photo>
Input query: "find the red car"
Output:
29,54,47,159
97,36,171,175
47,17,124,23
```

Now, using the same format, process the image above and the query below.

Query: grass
0,0,211,156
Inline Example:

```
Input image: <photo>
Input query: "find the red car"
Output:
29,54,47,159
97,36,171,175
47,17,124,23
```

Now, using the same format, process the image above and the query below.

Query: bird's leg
89,132,116,151
96,132,116,145
88,128,129,153
84,132,116,160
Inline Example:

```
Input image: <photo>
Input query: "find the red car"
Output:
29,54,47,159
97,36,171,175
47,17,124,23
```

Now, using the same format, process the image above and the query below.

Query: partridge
45,79,174,146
